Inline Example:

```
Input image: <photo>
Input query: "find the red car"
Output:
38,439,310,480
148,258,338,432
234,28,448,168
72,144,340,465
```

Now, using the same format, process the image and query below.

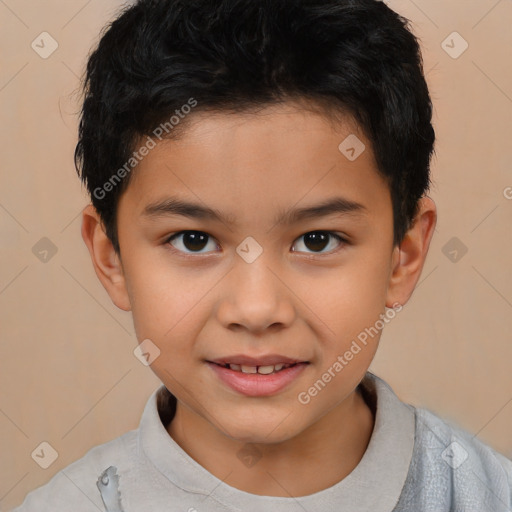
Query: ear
385,196,437,308
81,204,131,311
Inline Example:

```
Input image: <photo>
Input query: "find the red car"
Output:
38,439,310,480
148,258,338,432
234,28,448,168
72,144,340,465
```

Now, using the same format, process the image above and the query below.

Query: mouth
206,355,310,397
211,361,302,375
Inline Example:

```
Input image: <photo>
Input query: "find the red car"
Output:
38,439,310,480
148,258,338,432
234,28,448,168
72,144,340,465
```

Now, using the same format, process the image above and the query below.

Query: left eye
291,231,345,254
165,230,345,255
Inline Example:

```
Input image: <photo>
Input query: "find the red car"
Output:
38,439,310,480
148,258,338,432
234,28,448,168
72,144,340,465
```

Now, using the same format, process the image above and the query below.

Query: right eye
165,231,219,255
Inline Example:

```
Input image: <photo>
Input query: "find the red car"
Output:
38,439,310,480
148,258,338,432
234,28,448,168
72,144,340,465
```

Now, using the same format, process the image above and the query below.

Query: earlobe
385,196,437,308
81,204,132,312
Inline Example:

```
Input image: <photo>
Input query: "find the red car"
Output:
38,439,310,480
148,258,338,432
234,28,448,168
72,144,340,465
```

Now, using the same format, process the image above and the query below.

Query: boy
13,0,512,510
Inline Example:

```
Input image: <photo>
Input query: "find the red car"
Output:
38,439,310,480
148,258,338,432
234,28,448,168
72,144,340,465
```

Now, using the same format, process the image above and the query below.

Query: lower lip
207,362,308,397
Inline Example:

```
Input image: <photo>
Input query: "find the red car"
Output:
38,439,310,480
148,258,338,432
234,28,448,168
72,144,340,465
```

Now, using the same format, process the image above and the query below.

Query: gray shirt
11,372,512,511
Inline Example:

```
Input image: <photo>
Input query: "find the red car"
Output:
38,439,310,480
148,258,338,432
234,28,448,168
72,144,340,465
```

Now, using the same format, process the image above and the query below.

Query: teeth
225,363,293,374
240,365,258,374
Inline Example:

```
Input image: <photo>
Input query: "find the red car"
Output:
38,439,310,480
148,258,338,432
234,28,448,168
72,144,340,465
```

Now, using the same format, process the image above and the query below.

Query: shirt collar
139,371,415,512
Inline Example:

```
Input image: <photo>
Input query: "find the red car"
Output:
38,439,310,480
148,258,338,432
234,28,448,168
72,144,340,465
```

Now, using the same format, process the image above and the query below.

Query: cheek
126,271,208,387
123,255,207,343
302,252,392,379
314,259,390,334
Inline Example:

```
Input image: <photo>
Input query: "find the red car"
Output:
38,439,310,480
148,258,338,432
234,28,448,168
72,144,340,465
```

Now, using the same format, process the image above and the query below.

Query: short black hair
74,0,435,254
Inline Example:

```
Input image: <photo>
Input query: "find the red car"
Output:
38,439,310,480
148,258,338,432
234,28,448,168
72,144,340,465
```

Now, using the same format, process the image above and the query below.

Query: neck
166,387,375,497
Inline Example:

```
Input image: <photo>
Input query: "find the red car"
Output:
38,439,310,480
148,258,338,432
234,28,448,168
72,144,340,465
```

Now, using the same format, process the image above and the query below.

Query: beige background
1,0,511,509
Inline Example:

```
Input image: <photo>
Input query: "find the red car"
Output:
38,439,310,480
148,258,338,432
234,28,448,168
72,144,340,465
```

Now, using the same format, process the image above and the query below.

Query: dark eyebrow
274,196,367,225
142,197,235,225
141,195,367,226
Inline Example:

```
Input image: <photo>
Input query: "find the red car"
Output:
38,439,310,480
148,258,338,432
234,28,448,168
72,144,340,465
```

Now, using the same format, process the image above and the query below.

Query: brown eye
292,231,345,254
167,231,217,253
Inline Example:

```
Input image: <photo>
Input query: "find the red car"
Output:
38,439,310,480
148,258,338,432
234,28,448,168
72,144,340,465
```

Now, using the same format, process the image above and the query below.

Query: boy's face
84,102,434,443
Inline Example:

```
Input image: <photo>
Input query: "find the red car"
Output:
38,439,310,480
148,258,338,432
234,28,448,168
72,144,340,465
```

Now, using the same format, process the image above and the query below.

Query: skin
81,101,437,497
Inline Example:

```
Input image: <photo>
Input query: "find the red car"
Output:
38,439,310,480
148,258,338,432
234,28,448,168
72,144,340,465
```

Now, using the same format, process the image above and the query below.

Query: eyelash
163,230,348,258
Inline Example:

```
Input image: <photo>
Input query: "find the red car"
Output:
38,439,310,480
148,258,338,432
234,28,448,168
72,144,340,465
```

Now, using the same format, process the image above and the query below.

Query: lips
206,354,310,396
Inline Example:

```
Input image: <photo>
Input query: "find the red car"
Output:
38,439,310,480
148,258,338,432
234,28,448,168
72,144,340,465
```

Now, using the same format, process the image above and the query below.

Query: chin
226,428,295,445
218,412,305,445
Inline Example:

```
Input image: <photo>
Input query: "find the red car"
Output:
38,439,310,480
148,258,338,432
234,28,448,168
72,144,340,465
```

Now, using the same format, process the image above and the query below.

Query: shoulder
396,405,512,510
416,406,512,477
11,429,138,512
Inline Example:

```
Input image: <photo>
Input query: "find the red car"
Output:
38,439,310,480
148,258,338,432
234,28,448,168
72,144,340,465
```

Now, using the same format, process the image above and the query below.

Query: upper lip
208,354,309,366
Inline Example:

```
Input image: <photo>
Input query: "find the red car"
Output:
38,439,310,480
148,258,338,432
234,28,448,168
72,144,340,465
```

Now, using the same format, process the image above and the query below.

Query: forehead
119,103,390,225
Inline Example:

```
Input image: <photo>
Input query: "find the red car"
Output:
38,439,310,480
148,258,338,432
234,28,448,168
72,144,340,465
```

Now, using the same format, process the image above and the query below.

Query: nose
215,254,296,334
